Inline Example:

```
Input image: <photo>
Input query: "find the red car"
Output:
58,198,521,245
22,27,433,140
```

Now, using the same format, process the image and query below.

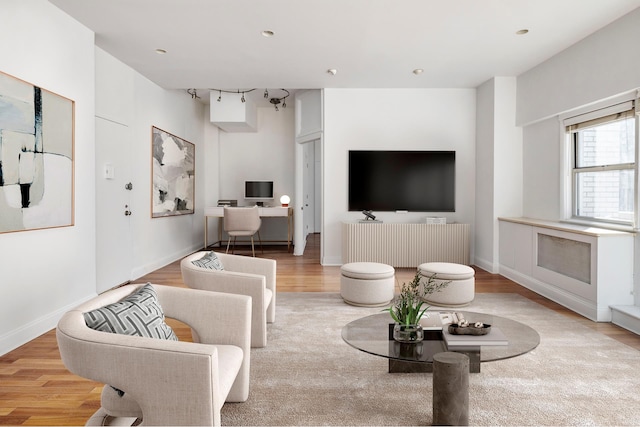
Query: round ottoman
340,262,395,307
418,262,475,307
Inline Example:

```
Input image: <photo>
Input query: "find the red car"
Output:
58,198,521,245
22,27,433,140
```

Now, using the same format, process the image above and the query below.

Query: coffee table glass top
342,310,540,364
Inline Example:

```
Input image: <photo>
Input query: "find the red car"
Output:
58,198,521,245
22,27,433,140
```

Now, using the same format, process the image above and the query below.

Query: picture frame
0,70,75,234
151,126,195,218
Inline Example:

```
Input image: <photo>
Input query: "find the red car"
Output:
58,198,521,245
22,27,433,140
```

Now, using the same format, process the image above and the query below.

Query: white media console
342,222,470,268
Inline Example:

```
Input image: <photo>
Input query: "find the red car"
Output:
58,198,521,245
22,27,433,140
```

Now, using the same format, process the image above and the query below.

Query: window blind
564,101,635,133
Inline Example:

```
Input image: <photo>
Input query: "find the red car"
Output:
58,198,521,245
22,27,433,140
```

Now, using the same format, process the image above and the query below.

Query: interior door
313,139,321,232
95,117,133,293
302,141,315,240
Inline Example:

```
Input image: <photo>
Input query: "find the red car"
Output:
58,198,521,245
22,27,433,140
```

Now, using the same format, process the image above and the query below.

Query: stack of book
419,311,509,346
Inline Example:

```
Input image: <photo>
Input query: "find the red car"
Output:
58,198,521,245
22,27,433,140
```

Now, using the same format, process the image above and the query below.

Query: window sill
561,218,636,234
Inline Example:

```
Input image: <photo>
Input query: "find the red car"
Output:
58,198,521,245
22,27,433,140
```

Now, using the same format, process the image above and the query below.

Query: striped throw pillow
83,283,178,341
191,251,224,270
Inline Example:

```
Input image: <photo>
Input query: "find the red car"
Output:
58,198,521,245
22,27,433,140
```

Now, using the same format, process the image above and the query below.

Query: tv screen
348,150,455,212
245,181,274,199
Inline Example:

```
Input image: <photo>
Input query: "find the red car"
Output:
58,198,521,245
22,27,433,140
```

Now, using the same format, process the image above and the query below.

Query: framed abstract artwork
151,126,195,218
0,71,75,234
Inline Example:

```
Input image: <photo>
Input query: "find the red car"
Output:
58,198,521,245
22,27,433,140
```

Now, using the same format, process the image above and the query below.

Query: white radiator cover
498,217,634,322
342,222,470,267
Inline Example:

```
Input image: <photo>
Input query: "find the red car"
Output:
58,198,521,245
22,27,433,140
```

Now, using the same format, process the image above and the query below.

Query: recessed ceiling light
327,69,337,75
262,30,275,37
155,48,167,54
413,69,424,75
516,29,529,35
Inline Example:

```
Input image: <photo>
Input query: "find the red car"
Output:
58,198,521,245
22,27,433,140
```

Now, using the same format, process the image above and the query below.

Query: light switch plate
104,163,114,179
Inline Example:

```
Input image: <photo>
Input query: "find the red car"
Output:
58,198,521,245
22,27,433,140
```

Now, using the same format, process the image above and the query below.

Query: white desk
204,206,293,251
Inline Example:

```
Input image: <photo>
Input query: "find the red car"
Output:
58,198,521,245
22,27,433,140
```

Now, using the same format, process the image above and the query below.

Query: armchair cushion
83,283,178,341
191,251,225,270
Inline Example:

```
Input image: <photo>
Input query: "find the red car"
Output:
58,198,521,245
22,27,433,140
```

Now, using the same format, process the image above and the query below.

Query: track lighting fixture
210,88,290,111
267,89,289,111
186,89,200,99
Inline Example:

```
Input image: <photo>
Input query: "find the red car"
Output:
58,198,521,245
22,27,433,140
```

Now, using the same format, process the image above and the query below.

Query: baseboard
0,293,97,357
473,256,497,274
322,255,343,266
499,264,600,321
611,305,640,335
131,244,202,281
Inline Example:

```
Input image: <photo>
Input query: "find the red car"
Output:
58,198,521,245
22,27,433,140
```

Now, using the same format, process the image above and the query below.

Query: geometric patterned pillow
83,283,178,341
191,251,224,270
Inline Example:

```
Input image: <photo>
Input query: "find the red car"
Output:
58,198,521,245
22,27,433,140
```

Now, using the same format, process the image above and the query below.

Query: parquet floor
1,233,639,425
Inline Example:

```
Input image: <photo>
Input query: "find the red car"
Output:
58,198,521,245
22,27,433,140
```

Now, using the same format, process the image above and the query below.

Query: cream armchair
181,251,276,348
56,283,251,426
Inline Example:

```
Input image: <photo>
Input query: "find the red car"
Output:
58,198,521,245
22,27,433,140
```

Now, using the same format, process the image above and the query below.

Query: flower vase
393,323,424,343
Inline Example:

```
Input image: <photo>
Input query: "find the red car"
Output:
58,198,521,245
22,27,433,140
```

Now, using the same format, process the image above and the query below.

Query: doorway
298,138,321,259
95,117,133,293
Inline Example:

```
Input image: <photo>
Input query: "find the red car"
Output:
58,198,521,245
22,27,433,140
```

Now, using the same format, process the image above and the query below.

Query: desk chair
224,206,263,257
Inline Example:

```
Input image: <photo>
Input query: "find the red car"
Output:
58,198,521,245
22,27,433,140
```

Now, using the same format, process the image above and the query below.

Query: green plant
383,271,450,325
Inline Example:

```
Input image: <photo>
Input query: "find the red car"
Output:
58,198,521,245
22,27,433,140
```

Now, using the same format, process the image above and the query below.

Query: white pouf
340,262,395,307
418,262,475,307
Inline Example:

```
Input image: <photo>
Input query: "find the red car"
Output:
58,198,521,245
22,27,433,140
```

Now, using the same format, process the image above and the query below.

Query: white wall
517,7,640,127
0,0,96,354
94,48,210,282
516,8,640,303
128,75,207,277
0,2,213,355
517,7,640,222
475,79,496,271
520,118,562,220
204,105,221,245
217,107,295,243
322,88,477,266
474,77,523,273
493,78,523,227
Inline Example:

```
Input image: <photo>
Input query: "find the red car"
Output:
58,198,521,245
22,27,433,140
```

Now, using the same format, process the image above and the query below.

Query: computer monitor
244,181,274,199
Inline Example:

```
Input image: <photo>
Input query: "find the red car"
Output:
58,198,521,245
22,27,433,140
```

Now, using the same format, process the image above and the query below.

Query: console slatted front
342,222,470,267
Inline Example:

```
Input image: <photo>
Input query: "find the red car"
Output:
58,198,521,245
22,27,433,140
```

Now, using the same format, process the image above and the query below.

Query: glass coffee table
342,311,540,373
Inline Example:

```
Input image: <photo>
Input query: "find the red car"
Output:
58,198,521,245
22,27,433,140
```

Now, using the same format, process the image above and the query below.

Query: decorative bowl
448,323,491,336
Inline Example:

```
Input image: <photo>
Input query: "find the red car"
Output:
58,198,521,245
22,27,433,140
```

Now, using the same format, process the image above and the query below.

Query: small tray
448,323,491,336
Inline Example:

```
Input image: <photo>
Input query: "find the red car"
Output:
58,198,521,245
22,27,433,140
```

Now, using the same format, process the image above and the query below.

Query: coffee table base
389,350,480,374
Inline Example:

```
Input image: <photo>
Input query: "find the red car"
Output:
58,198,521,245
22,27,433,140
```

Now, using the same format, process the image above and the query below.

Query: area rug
221,293,640,426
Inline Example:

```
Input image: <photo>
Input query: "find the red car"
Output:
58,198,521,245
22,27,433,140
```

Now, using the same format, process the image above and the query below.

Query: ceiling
49,0,640,106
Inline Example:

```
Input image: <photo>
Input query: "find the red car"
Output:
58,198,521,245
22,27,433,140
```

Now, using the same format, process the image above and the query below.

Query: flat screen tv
245,181,274,199
348,150,455,212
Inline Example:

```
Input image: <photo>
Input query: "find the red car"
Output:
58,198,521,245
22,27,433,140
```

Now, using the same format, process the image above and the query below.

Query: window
565,102,636,227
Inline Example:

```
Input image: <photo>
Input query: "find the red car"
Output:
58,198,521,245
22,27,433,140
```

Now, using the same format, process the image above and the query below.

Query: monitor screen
245,181,274,199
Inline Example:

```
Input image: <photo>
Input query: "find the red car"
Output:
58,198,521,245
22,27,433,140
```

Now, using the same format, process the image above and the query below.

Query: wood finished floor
1,233,639,425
